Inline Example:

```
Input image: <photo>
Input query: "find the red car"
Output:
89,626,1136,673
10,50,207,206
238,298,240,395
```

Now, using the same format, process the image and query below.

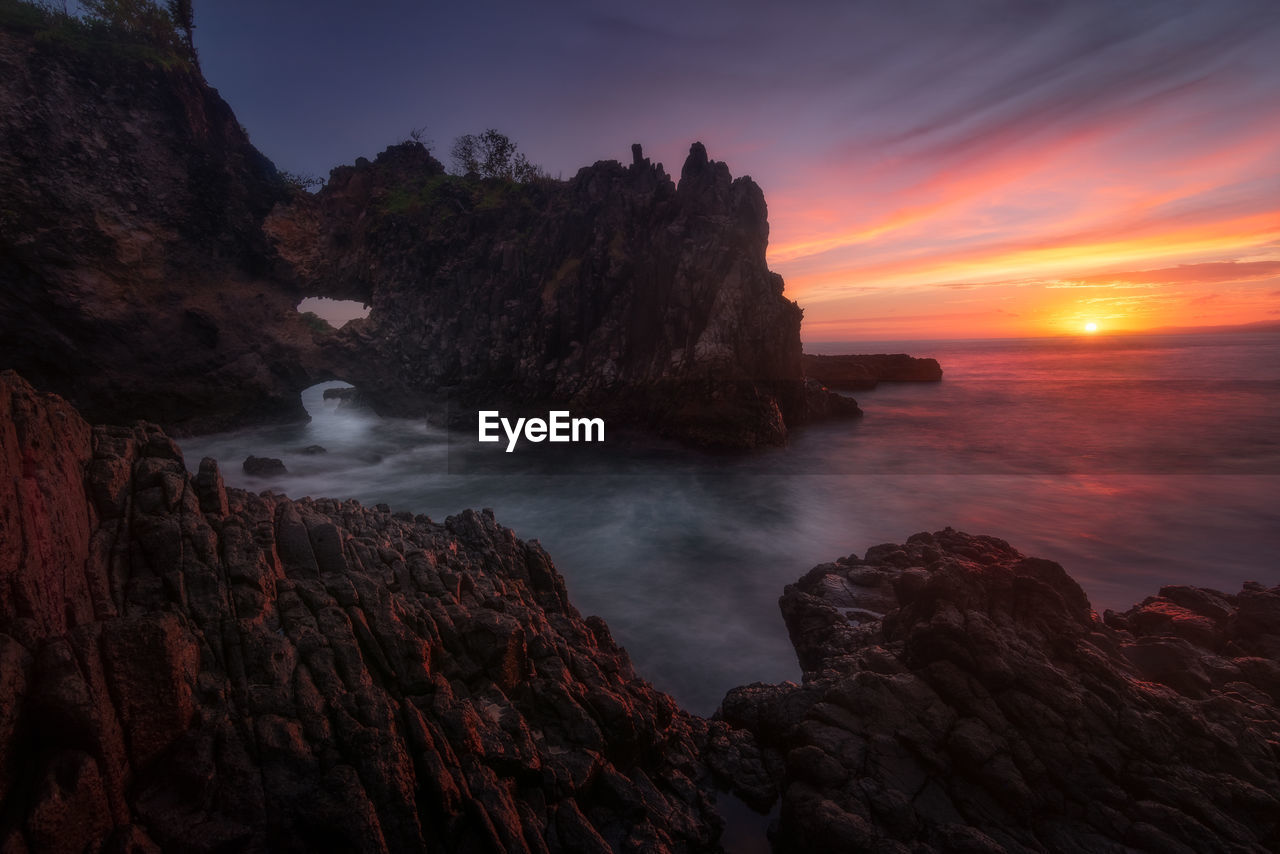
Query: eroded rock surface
0,23,329,434
0,371,727,853
718,529,1280,853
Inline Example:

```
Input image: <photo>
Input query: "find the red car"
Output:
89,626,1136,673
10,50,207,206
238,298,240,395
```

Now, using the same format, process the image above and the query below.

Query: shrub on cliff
0,0,193,68
450,128,546,182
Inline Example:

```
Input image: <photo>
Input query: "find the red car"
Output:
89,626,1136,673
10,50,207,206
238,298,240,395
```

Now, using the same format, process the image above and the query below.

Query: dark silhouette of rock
716,528,1280,853
0,371,725,852
268,140,826,448
243,455,287,476
802,354,943,390
0,20,844,448
300,444,328,455
802,378,863,420
0,24,328,435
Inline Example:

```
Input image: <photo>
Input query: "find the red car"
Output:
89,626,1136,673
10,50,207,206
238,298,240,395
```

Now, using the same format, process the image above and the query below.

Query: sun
1084,322,1098,334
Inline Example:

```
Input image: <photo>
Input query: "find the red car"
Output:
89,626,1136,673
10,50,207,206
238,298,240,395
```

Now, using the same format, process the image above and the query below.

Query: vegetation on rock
0,0,195,68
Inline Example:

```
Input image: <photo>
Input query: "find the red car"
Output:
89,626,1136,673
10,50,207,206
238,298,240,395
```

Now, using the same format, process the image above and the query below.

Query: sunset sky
196,0,1280,341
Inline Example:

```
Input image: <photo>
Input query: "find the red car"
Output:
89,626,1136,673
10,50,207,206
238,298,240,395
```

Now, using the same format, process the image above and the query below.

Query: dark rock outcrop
802,354,943,390
717,529,1280,853
0,371,728,852
0,22,332,434
268,141,841,447
242,454,287,476
0,17,847,448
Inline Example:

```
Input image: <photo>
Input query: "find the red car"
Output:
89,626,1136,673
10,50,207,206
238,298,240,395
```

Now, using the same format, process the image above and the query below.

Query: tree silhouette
450,129,544,182
165,0,193,51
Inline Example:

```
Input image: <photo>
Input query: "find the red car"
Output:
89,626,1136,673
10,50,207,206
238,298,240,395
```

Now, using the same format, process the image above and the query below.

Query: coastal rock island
2,8,1277,854
801,354,943,390
268,141,830,448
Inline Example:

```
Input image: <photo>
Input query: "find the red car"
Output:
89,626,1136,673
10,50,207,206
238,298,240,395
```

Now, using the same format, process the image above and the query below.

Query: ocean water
181,331,1280,715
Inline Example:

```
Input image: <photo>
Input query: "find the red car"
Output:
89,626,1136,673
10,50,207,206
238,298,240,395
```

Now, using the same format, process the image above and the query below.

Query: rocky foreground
3,371,1279,853
0,371,745,852
719,530,1280,852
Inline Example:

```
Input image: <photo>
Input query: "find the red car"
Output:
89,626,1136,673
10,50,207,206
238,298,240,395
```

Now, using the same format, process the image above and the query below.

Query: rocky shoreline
0,371,735,852
2,13,1276,854
3,371,1277,853
719,529,1280,852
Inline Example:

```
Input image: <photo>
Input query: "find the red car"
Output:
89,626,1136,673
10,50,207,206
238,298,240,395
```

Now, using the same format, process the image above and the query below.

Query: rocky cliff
0,370,746,852
0,20,331,434
268,141,825,447
0,15,850,448
717,529,1280,852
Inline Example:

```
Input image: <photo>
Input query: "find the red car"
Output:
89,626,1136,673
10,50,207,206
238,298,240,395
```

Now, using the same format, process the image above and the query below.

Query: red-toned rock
0,372,723,852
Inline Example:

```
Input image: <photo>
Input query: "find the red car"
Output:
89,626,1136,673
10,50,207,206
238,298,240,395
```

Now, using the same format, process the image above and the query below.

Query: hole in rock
301,381,360,419
295,297,370,328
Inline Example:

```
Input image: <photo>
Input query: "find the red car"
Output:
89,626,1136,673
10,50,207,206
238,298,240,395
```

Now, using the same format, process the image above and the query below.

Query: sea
181,331,1280,717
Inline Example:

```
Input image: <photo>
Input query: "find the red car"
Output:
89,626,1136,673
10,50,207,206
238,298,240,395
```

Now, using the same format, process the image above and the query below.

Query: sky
194,0,1280,341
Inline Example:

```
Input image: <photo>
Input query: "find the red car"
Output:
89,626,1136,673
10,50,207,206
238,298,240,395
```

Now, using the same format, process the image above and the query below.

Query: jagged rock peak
682,140,711,180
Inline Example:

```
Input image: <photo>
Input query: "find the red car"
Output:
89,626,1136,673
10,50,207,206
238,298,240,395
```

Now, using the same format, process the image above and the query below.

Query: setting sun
1084,322,1098,334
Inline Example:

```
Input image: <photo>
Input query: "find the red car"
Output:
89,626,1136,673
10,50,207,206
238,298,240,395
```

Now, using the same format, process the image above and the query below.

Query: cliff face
268,142,812,447
0,18,832,447
0,23,333,434
0,371,731,852
717,529,1280,853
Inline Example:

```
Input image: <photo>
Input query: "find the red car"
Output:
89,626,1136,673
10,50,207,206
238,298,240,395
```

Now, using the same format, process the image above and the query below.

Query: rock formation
0,20,328,434
0,16,852,448
717,529,1280,853
3,372,1278,852
268,141,842,447
801,354,943,390
0,371,739,852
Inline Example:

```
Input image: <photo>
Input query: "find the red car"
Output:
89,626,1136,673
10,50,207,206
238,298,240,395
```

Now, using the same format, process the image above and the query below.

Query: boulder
242,455,287,476
714,528,1280,852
